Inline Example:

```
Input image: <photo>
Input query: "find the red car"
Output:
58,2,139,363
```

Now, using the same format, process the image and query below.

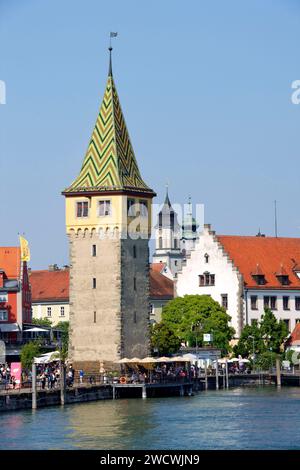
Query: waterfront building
0,247,31,357
149,263,174,324
29,266,69,326
30,264,174,326
176,224,300,337
62,48,156,370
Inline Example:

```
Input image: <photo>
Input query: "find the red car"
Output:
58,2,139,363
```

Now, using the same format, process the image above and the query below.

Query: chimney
49,264,59,271
256,230,266,238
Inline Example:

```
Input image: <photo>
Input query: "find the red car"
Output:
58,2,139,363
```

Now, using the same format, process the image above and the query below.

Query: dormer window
252,274,266,286
277,275,290,286
251,264,266,285
292,261,300,279
276,265,290,286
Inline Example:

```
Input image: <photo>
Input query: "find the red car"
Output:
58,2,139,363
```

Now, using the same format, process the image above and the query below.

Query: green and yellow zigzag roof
64,61,154,196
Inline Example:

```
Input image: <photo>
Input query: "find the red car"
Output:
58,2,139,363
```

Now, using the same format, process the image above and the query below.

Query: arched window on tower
204,253,209,264
174,238,178,249
159,237,163,249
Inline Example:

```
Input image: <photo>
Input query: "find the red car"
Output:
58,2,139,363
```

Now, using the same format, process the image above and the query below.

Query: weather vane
109,31,118,50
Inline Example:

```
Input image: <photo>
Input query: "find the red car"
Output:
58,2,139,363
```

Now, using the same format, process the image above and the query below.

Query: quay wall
0,385,112,413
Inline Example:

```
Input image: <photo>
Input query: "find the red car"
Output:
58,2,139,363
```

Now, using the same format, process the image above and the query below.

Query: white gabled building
176,224,300,337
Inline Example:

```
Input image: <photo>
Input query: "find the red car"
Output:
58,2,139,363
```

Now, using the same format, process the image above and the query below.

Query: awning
0,323,20,332
24,327,49,332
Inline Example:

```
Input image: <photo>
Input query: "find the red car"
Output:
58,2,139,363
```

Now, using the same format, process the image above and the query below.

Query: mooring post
113,385,116,400
215,358,219,390
204,361,208,390
142,385,147,399
32,362,37,410
60,361,66,406
225,360,229,389
276,357,281,387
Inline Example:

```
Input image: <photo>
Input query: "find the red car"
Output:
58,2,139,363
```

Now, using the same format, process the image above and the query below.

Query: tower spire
108,46,113,77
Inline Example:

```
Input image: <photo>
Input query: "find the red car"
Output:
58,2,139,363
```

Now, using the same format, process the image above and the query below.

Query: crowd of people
0,363,17,389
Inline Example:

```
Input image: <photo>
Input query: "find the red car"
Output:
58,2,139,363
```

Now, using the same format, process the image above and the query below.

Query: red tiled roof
30,266,174,302
150,262,166,273
290,323,300,344
29,270,69,302
217,235,300,290
0,247,21,278
149,267,174,299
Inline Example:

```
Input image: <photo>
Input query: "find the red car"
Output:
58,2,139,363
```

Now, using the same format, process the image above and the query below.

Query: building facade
176,224,300,337
30,265,174,326
0,247,31,341
62,49,156,370
30,267,69,325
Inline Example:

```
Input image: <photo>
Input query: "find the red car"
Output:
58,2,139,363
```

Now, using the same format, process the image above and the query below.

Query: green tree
31,317,52,327
20,340,42,370
150,322,181,356
55,321,69,361
159,295,235,353
255,350,280,371
260,309,288,353
234,308,289,357
233,320,265,357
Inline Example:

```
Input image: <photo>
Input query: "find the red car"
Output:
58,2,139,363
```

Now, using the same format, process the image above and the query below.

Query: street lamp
191,321,203,352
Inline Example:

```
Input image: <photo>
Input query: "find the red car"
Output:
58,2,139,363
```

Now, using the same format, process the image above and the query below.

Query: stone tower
62,48,155,371
152,189,183,278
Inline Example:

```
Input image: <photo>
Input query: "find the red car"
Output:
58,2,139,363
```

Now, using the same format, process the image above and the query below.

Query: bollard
225,360,229,389
32,363,37,410
215,359,219,390
276,357,281,387
204,362,208,390
60,361,66,405
142,385,147,399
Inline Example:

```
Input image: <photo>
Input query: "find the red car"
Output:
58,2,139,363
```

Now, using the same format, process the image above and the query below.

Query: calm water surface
1,387,300,450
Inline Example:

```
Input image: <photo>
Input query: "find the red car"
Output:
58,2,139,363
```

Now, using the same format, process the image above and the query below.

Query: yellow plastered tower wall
62,49,156,371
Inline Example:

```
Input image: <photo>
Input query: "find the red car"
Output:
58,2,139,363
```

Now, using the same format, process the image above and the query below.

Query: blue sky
1,0,300,269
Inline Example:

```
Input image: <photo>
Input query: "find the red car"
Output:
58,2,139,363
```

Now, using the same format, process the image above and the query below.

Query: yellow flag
19,236,30,262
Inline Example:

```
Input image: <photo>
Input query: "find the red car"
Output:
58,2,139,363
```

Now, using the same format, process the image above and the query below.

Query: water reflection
1,388,300,449
67,399,158,449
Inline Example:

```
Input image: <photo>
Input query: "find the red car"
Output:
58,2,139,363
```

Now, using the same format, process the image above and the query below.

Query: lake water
1,386,300,450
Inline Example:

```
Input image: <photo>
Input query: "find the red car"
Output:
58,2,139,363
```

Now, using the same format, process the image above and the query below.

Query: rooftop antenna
274,200,278,238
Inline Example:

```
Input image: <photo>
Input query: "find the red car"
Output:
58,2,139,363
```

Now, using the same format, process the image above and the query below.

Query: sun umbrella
128,357,142,363
171,356,191,362
115,358,130,364
139,357,158,363
24,327,49,332
156,356,172,362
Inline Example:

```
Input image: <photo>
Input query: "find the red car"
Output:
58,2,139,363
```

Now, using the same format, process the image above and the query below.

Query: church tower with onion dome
62,47,156,371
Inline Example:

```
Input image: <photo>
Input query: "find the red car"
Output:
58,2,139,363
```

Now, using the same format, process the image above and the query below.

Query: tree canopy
31,317,52,327
20,340,42,370
55,321,69,361
150,322,182,356
234,308,288,357
151,295,235,354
